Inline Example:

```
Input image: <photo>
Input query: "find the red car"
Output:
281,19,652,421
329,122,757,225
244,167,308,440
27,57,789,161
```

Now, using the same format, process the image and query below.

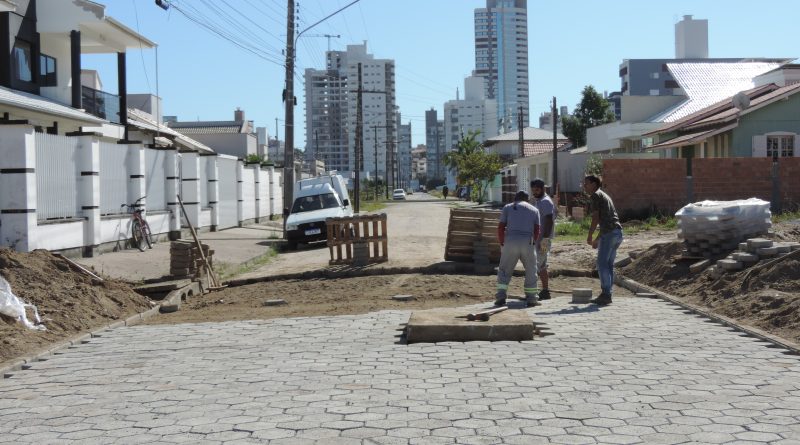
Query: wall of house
189,133,256,159
38,32,71,105
731,94,800,157
602,157,800,218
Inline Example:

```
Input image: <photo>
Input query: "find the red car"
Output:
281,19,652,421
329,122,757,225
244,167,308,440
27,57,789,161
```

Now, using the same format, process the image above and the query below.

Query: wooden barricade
444,208,502,263
326,213,388,265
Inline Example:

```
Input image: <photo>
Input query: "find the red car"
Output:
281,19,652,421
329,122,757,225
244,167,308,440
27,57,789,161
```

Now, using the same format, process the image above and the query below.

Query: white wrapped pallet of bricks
675,198,771,257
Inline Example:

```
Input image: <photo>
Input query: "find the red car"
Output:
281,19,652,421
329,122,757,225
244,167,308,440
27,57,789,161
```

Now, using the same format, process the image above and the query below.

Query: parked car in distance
392,189,406,200
406,189,413,195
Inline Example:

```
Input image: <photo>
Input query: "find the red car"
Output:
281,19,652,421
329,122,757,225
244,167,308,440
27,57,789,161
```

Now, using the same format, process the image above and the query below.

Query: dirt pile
0,249,153,366
622,241,800,344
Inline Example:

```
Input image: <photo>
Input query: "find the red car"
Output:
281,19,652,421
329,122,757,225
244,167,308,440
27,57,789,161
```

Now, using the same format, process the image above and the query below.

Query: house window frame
767,134,795,158
13,39,34,83
40,53,57,87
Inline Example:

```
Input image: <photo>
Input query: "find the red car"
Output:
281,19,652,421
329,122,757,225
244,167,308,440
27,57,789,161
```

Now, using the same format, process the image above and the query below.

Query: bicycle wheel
132,220,146,252
142,220,154,249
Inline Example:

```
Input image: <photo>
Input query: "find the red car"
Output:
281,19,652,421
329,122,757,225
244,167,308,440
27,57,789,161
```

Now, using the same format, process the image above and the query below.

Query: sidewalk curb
1,303,163,380
226,265,593,287
616,274,800,356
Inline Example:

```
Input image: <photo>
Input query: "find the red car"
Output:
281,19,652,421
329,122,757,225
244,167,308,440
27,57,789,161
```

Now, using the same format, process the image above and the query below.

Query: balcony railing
81,85,120,124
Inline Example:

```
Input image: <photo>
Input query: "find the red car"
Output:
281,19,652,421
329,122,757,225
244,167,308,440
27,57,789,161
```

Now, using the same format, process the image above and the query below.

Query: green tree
442,131,502,204
561,85,616,148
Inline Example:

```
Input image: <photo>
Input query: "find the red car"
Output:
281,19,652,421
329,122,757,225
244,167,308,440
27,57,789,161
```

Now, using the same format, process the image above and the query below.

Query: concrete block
689,259,711,273
717,259,743,271
732,252,759,264
263,299,287,306
774,243,791,254
738,242,749,252
747,238,773,249
756,246,779,258
636,292,658,298
614,255,632,268
391,295,414,302
572,288,592,304
788,242,800,252
405,308,534,343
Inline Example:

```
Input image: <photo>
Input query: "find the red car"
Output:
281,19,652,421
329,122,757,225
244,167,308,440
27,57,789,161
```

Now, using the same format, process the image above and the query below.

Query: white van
285,173,353,249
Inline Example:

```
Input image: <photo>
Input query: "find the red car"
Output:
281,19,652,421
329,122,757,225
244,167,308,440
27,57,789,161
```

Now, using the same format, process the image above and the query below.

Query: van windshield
291,193,341,213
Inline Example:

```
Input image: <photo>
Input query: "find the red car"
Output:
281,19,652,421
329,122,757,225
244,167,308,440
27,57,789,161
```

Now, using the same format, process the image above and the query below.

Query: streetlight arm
295,0,361,46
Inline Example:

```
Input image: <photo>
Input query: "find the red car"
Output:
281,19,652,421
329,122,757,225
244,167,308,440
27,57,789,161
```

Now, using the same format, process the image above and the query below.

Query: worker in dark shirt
584,175,623,306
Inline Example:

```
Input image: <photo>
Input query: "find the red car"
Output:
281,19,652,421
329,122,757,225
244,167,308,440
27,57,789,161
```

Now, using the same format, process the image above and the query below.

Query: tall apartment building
304,43,396,186
425,108,445,181
474,0,529,133
538,106,569,132
397,114,412,189
443,76,498,186
675,15,708,59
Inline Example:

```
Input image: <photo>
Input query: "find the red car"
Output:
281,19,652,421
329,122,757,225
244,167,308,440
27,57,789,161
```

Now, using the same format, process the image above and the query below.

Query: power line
130,0,152,93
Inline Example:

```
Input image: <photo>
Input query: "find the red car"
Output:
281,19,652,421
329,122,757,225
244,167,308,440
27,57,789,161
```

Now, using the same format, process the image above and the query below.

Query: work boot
493,297,507,307
538,289,552,300
590,293,612,306
525,295,540,307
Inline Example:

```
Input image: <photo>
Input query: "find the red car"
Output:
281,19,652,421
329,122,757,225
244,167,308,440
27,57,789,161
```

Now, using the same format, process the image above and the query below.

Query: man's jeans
597,228,623,296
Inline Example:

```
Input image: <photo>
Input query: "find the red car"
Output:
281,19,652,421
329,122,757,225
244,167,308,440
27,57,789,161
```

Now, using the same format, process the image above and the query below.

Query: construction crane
305,34,341,52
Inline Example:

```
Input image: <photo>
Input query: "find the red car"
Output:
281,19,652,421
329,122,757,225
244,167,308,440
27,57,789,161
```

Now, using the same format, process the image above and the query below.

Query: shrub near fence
602,157,800,218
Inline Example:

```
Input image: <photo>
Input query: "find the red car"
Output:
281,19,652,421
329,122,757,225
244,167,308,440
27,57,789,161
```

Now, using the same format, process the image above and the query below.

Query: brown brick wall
601,157,800,217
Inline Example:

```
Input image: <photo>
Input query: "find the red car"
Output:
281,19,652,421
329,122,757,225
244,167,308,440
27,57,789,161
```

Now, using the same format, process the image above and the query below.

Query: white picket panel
35,133,80,220
144,148,167,211
99,141,130,214
198,156,209,208
217,157,238,229
241,167,255,221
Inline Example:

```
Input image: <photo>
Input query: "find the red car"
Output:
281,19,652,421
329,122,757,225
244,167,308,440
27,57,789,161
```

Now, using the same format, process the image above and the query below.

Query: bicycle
121,196,153,252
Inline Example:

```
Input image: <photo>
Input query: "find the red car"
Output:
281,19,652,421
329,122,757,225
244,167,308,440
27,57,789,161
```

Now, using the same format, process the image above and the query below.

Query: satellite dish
732,92,750,111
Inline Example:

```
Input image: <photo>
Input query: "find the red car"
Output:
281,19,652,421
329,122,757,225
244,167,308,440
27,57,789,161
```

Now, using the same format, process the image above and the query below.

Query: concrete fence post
0,124,37,251
253,164,263,222
236,160,244,227
266,165,276,217
165,149,181,239
207,155,219,231
179,152,201,229
77,134,100,256
127,142,146,213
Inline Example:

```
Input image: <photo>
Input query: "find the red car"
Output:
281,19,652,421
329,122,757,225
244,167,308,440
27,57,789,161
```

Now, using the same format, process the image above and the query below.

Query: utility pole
552,97,559,197
282,0,295,234
353,63,363,212
517,105,525,158
373,126,379,201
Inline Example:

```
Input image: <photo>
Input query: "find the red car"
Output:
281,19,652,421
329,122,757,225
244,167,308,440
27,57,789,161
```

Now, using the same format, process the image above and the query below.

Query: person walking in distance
442,185,449,200
530,178,554,301
494,190,541,307
584,175,623,306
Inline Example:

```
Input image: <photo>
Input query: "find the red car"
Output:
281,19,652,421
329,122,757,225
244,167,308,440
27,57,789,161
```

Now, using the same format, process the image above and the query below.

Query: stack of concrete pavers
170,240,212,279
707,238,800,277
571,288,592,304
676,199,771,259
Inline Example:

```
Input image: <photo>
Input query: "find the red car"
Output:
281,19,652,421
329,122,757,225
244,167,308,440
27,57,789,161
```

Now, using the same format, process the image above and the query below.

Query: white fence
99,141,130,214
144,148,168,211
0,126,285,254
217,156,238,229
35,133,79,220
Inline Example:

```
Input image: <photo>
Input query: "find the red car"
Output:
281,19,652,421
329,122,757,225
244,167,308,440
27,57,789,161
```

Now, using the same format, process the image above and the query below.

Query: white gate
217,157,238,229
35,133,79,220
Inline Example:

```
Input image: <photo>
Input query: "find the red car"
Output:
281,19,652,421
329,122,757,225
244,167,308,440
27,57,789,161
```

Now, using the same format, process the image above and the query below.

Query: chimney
234,107,245,122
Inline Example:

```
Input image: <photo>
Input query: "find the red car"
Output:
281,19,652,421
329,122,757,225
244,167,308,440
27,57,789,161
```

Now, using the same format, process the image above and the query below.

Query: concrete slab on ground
406,307,534,342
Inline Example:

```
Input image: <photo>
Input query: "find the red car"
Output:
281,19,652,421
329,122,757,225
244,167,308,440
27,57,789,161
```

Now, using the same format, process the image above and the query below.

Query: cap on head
530,178,546,189
514,190,529,202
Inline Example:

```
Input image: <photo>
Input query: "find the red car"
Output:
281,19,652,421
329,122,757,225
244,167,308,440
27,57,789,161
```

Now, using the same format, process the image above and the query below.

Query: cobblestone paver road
2,297,800,444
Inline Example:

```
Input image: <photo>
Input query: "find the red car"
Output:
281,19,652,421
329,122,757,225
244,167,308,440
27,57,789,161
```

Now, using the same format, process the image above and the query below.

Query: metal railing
81,85,121,124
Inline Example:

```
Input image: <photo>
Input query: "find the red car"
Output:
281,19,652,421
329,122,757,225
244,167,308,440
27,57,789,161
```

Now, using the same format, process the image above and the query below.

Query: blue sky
91,0,799,149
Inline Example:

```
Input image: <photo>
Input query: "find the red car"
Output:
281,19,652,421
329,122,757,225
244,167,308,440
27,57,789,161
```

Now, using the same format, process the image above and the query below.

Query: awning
647,123,738,150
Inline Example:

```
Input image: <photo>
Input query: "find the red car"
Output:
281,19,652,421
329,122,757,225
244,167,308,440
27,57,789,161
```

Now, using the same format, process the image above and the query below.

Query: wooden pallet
444,208,501,263
326,213,388,265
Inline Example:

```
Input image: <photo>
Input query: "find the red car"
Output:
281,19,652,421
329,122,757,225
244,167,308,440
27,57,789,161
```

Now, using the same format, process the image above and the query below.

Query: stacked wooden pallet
444,208,501,263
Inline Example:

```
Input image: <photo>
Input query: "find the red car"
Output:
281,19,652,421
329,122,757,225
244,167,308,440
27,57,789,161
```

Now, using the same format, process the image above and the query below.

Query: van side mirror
342,199,350,207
